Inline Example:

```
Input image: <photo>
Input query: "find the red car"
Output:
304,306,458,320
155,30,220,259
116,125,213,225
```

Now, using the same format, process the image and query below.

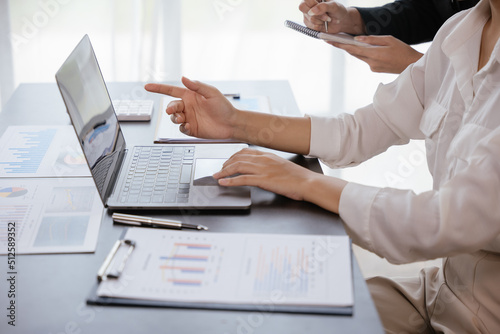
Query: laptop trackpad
193,158,226,186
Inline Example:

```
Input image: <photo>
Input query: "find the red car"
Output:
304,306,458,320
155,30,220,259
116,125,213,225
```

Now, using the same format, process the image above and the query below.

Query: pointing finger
181,77,221,99
144,83,188,99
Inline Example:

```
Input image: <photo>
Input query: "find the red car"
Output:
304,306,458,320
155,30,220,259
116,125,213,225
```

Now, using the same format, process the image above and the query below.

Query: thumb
181,76,220,98
354,35,392,46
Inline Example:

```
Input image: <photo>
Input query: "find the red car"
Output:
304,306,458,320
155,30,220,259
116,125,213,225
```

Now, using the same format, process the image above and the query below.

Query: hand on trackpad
193,158,225,186
193,175,220,186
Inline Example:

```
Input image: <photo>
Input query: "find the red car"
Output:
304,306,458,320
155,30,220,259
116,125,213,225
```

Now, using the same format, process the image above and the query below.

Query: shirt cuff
339,182,381,253
306,114,342,161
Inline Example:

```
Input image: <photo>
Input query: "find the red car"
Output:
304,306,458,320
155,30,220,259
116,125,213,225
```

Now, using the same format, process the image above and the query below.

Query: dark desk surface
0,81,383,334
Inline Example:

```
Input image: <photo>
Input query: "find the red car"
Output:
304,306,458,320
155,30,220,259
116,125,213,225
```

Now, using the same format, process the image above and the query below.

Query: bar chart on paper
0,126,90,177
158,242,217,288
0,128,57,175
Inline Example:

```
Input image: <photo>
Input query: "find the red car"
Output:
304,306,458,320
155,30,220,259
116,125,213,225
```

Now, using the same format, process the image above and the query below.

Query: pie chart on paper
0,187,28,198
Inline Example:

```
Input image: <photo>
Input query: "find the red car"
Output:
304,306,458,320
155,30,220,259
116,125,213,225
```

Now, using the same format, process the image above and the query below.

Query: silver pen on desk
223,93,240,99
112,213,208,231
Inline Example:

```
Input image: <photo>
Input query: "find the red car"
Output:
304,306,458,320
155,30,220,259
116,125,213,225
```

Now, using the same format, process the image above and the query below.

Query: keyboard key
139,196,151,203
180,164,193,184
164,194,176,202
152,196,163,203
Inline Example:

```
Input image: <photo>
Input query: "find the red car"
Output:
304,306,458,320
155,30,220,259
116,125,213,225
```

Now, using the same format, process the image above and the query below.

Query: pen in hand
112,213,208,231
322,0,328,32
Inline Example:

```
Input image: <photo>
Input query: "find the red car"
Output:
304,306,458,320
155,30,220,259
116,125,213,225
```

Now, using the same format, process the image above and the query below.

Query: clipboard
87,228,354,315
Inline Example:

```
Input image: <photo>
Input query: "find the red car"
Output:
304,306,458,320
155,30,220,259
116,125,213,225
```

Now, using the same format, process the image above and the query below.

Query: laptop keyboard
119,146,194,204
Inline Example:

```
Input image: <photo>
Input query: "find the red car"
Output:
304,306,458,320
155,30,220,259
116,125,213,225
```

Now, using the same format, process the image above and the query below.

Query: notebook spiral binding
285,20,321,39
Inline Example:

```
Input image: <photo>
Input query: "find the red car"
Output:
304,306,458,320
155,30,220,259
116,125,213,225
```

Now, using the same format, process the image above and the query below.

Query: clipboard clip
97,239,136,282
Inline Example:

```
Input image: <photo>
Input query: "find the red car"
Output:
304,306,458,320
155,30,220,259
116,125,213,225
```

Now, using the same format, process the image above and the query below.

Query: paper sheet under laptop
97,228,353,308
154,95,271,143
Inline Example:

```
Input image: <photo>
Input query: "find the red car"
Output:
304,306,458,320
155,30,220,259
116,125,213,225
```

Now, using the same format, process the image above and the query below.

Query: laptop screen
55,35,126,204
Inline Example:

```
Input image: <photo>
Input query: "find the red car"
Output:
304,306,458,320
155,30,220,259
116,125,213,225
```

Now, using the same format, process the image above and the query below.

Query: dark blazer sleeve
355,0,478,44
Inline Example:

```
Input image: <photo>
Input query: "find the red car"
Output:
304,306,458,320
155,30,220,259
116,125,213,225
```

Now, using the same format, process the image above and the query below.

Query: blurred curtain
110,0,181,82
5,0,181,99
0,0,14,110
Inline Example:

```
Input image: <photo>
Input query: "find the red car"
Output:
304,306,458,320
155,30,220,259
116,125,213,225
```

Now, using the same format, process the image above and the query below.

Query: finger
181,76,221,99
307,2,327,16
221,149,263,169
179,123,191,136
353,35,391,46
307,15,331,27
218,174,259,187
329,42,373,58
165,100,184,115
213,160,259,179
170,113,185,124
301,0,319,9
305,20,326,31
144,83,187,99
298,1,312,14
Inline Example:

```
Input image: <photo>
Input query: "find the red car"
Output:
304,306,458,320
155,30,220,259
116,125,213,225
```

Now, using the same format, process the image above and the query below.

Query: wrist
344,8,366,35
230,109,253,143
303,174,348,214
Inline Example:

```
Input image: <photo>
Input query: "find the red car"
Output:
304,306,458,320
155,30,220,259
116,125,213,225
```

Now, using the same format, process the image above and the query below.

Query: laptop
55,35,251,210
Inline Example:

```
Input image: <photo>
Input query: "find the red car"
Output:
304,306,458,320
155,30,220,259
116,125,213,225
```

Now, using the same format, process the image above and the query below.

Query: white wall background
0,0,433,191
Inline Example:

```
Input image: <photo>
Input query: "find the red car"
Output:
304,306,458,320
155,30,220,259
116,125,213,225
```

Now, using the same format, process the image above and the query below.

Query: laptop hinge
103,148,128,205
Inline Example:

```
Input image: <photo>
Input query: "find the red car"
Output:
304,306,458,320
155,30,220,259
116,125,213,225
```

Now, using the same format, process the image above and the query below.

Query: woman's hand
331,35,424,74
146,78,313,155
145,77,238,140
213,148,347,213
299,0,365,35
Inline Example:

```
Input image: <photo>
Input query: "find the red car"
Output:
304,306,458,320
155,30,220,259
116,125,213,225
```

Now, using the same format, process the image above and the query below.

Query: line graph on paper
252,244,311,297
235,237,331,302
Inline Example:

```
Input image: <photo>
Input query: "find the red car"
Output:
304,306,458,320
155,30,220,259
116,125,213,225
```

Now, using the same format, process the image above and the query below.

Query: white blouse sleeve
340,127,500,264
308,64,426,168
308,48,500,264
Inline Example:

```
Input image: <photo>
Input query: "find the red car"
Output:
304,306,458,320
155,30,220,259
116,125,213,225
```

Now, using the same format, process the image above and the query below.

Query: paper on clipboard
94,228,354,313
154,95,271,144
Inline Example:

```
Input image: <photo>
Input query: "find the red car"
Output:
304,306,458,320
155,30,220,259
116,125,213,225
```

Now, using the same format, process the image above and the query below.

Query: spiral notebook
285,20,370,47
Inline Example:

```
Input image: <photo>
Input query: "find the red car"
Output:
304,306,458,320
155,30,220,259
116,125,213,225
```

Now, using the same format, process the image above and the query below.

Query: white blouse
308,0,500,264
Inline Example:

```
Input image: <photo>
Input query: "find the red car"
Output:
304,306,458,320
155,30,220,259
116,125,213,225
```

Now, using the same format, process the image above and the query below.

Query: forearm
342,7,366,35
231,110,312,155
302,173,348,213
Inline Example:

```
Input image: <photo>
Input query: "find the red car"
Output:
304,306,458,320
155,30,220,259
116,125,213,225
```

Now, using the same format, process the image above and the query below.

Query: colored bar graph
159,255,208,261
167,279,202,286
159,266,205,273
158,241,214,288
174,242,212,250
0,205,29,242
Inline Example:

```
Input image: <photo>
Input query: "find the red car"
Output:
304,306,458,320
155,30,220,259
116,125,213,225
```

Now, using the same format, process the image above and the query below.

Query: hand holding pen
300,0,366,35
321,0,329,32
